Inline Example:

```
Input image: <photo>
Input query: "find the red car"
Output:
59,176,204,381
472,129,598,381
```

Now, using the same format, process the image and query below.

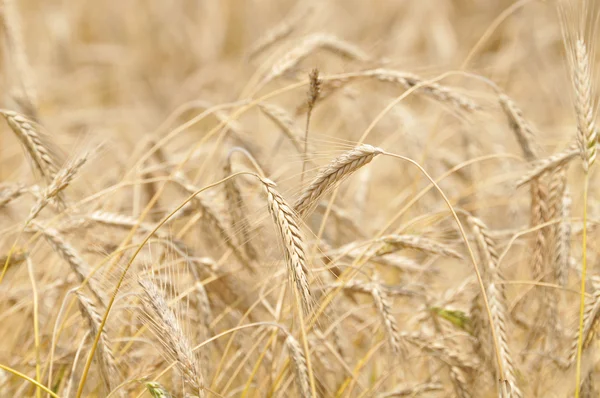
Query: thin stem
381,150,506,385
0,364,59,398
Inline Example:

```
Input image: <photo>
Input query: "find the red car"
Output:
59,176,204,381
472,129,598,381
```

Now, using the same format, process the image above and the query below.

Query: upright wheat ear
262,178,312,314
573,39,597,171
138,279,205,397
294,144,383,216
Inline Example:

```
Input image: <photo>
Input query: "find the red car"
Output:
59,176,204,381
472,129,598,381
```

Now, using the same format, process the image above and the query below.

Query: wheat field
1,0,600,397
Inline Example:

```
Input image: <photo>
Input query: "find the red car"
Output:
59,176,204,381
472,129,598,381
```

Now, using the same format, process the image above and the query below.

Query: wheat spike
498,92,539,161
138,278,205,397
573,39,597,171
262,178,312,314
376,234,463,259
295,144,383,216
0,109,63,182
285,334,311,397
468,216,522,398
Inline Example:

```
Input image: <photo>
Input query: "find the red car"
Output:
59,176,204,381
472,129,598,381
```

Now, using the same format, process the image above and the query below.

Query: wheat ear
573,39,597,171
294,144,383,217
260,33,369,86
468,216,522,398
262,178,312,314
0,109,62,181
27,155,87,222
498,92,539,161
371,276,402,355
138,278,205,397
376,234,463,259
285,334,311,398
32,222,105,305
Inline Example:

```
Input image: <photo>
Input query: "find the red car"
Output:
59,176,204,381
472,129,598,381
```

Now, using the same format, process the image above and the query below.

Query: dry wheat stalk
468,216,522,398
573,39,597,171
75,291,119,394
260,33,369,86
262,178,312,314
376,234,463,259
0,109,62,181
498,92,539,161
285,334,311,398
138,278,205,397
295,144,383,216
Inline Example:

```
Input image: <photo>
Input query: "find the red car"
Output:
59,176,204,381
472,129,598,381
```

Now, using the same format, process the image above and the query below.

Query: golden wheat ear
0,110,65,183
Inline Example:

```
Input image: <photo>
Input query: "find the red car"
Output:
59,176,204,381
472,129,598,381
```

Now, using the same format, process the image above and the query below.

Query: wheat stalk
75,291,119,394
